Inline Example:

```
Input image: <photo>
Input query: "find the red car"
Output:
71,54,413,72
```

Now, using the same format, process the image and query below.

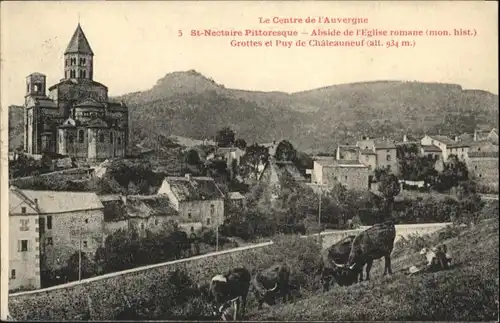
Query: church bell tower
64,23,94,80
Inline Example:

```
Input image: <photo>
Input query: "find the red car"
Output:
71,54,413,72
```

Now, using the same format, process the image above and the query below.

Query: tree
435,155,469,191
275,140,297,161
377,168,401,220
185,149,201,165
216,127,236,147
235,138,247,150
239,144,269,180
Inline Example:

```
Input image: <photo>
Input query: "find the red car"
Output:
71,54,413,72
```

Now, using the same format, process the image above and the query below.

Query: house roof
87,118,109,128
229,192,245,200
273,160,306,181
126,195,178,218
15,189,103,214
360,149,376,155
421,145,442,152
314,158,366,168
448,141,472,148
373,138,396,149
427,135,456,145
468,151,499,158
163,176,225,202
9,188,39,215
75,98,106,108
65,24,94,55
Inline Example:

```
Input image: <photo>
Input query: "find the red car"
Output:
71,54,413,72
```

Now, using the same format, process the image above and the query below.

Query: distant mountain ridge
8,70,499,153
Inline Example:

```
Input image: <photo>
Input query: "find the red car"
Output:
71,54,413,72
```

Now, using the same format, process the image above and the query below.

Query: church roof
75,98,106,108
65,24,94,55
87,118,109,128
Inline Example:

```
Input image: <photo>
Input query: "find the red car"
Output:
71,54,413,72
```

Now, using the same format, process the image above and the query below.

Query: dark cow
319,235,365,292
251,263,291,309
200,267,251,319
333,221,396,281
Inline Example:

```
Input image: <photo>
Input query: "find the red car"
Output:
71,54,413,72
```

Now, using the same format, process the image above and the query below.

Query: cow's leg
241,294,247,317
383,255,392,275
365,260,373,281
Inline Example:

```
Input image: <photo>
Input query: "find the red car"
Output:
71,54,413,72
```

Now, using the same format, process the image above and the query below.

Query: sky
1,1,498,108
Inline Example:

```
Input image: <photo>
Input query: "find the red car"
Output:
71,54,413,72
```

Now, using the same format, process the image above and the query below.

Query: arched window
99,133,105,143
78,129,85,143
117,137,121,145
110,132,114,143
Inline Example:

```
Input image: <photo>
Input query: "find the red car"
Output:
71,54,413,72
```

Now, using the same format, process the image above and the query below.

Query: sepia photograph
0,1,498,321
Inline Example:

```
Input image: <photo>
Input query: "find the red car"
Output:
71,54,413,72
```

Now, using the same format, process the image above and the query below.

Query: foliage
8,153,54,178
235,138,247,150
239,144,270,180
216,127,236,147
275,140,297,161
434,155,469,192
397,144,439,183
376,167,401,217
185,149,201,165
98,227,192,274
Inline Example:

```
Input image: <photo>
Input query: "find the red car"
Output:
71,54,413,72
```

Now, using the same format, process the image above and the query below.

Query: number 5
178,30,183,37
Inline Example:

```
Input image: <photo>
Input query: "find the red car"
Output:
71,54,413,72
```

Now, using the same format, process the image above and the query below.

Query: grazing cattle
333,221,396,281
319,235,365,291
201,267,251,319
251,263,291,309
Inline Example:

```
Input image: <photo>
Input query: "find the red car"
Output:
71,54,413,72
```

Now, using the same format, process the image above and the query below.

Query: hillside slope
250,214,499,321
8,105,24,150
115,71,499,152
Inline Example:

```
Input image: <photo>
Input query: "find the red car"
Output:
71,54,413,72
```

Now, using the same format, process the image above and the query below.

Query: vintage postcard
1,1,498,321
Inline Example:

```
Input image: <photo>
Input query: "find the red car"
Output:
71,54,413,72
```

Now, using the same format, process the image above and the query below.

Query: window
11,270,16,279
475,166,478,170
206,218,211,225
85,218,89,224
47,216,52,230
83,241,88,248
20,219,29,231
39,218,45,233
110,132,114,143
79,70,87,78
386,155,391,161
71,58,76,65
47,237,53,246
188,212,192,219
79,58,86,66
478,147,481,152
19,240,28,252
431,140,434,145
117,137,122,145
99,134,105,143
210,204,215,215
78,130,85,143
59,135,62,143
70,70,76,78
345,176,348,180
21,207,26,214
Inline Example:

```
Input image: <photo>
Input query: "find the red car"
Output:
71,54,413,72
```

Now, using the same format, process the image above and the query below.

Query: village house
125,195,181,236
467,151,499,190
312,157,370,190
336,145,360,161
16,190,105,273
157,174,225,230
8,187,41,292
229,191,246,208
420,135,470,162
259,159,306,200
356,137,398,173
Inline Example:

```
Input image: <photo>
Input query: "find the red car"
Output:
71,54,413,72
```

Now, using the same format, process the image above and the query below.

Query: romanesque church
24,24,129,161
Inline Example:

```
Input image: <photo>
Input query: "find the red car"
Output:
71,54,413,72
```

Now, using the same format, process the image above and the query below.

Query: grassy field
248,207,499,321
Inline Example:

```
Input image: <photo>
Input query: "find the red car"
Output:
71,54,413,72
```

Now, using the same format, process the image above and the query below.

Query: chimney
454,136,459,142
34,198,38,208
403,134,408,142
185,173,192,181
336,146,341,160
474,130,478,142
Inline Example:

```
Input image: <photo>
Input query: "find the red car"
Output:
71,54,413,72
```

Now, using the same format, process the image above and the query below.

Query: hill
7,71,499,153
115,71,499,152
8,105,24,151
250,205,499,321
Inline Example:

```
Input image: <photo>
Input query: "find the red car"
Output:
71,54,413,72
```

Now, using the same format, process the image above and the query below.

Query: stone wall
468,157,499,189
8,241,273,321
